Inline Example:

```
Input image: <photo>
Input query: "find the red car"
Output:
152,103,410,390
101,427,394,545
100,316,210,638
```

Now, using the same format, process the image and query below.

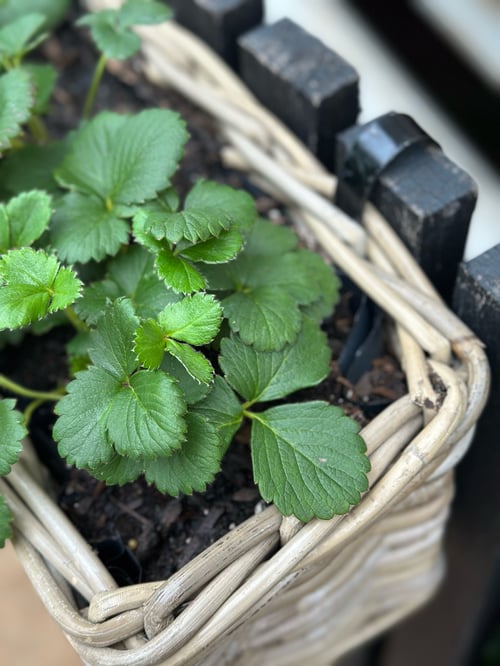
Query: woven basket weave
2,2,490,664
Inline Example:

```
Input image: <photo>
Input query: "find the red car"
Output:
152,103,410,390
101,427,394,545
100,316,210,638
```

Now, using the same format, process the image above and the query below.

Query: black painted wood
238,18,359,170
379,244,500,666
169,0,263,68
335,113,478,301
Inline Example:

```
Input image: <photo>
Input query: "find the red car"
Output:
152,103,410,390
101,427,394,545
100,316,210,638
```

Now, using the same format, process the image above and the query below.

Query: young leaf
158,293,222,346
107,369,186,460
0,495,13,547
155,247,206,294
223,287,302,351
51,191,130,263
143,413,222,495
78,1,171,61
54,365,121,469
160,353,211,405
77,10,140,61
0,13,46,62
134,319,166,370
0,190,52,252
220,317,331,403
250,402,370,522
165,338,214,385
194,376,243,454
55,110,188,206
0,398,26,476
0,69,34,151
0,248,82,330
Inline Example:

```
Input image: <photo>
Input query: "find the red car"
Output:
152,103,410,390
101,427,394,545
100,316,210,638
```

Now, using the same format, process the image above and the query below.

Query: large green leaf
107,369,186,460
51,192,130,263
158,293,222,345
220,318,331,403
55,110,188,205
223,286,302,351
54,365,120,468
0,190,52,252
155,247,206,294
88,299,139,380
0,248,82,330
0,142,65,195
0,0,70,31
0,13,46,61
250,402,370,522
0,398,26,476
143,413,221,495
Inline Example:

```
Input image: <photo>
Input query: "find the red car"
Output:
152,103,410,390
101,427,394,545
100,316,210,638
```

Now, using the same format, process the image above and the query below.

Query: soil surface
0,5,407,586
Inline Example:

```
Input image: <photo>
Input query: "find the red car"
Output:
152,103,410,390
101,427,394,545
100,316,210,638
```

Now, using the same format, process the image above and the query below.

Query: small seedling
0,2,370,546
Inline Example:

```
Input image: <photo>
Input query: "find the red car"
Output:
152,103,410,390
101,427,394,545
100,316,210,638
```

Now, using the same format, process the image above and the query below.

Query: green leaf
0,494,13,547
108,245,179,318
0,69,34,151
165,338,214,385
243,217,298,256
0,0,70,32
0,142,65,195
223,286,302,351
89,453,142,486
78,1,171,60
155,247,206,294
77,10,140,60
0,399,26,476
118,0,172,28
180,227,244,264
23,62,57,114
160,353,211,404
194,376,243,454
55,110,188,205
250,402,370,522
146,180,253,244
0,190,52,252
158,293,222,345
54,365,120,468
134,318,165,370
89,298,139,380
51,192,130,263
74,280,120,325
0,248,82,330
0,13,46,61
107,369,186,460
144,413,221,495
220,318,331,403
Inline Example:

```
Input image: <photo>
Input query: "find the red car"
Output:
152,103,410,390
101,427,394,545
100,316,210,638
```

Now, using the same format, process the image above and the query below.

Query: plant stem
28,114,49,144
24,399,44,428
0,375,63,402
83,53,107,118
65,306,90,333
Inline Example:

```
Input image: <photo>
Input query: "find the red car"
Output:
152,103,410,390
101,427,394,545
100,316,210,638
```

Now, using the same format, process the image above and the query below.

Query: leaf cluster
0,2,370,546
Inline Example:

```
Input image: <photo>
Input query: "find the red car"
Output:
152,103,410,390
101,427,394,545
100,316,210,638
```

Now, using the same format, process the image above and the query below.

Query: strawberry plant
0,1,370,547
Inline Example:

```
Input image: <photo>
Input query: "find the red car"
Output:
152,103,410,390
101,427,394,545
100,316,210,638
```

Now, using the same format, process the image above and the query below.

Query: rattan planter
2,2,490,664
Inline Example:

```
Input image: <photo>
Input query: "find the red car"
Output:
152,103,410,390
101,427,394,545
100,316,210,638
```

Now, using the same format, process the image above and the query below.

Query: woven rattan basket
2,2,490,664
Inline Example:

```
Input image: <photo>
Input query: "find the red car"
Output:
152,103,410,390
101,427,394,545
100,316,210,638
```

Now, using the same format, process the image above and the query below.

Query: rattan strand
4,1,491,664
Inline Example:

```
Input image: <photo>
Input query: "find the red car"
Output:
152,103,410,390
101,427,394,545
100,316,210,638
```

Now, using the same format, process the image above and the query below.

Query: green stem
28,114,49,144
65,306,90,333
0,375,63,402
24,399,44,428
83,53,107,118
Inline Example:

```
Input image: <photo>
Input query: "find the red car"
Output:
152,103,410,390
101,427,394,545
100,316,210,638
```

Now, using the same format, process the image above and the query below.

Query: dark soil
0,6,407,586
